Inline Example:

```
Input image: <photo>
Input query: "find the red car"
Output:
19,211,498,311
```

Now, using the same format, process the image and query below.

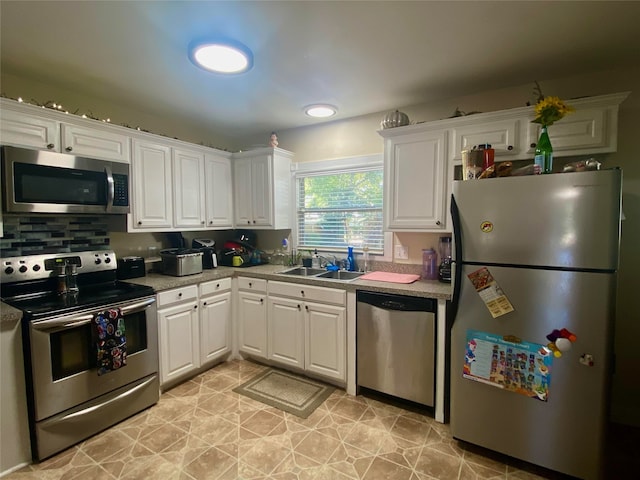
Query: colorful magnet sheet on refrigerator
467,267,514,318
463,329,553,402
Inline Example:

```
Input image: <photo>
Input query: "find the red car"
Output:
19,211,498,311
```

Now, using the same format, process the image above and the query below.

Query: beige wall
1,67,638,426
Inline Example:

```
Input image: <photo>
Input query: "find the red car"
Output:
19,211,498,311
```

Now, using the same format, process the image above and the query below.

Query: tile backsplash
0,215,110,257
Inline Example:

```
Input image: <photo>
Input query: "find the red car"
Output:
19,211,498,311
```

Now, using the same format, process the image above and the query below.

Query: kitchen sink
278,267,327,276
316,270,364,281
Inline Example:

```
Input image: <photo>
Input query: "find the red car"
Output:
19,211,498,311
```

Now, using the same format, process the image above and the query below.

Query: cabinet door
305,301,346,381
173,148,205,229
61,124,130,163
450,118,522,161
204,154,233,228
158,301,199,386
0,109,60,151
384,130,447,231
267,296,304,369
200,291,232,366
250,155,273,226
233,157,254,226
237,291,267,358
526,107,609,155
130,139,173,229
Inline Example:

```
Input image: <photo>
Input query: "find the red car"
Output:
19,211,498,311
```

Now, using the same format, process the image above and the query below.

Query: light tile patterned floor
5,360,634,479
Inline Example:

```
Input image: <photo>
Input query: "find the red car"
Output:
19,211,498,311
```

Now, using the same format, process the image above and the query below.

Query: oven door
28,296,158,421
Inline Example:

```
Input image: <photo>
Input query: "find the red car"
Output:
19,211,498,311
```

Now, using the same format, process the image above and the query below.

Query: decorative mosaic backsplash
1,215,110,257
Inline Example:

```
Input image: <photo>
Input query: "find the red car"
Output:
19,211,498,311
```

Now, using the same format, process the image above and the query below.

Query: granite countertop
1,265,452,323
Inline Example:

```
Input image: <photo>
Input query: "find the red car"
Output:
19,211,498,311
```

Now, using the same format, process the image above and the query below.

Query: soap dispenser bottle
311,249,321,269
346,246,356,271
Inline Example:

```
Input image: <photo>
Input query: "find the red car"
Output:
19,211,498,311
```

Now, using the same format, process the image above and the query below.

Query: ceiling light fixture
189,39,253,74
304,104,338,118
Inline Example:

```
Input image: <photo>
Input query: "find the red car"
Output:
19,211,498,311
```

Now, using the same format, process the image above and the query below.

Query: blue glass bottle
347,246,356,272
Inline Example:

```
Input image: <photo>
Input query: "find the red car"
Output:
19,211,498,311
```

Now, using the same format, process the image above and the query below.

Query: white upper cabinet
233,147,293,229
173,147,206,229
204,154,233,228
130,139,173,230
0,99,130,163
381,128,448,231
379,92,628,233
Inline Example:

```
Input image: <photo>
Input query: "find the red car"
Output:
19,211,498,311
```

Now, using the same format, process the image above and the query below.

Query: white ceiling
1,1,639,140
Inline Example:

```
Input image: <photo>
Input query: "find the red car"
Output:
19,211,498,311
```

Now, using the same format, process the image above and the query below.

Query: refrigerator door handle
448,194,463,325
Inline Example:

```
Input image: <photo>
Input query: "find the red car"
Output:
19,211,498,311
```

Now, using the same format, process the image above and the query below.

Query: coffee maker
192,239,218,269
438,236,452,283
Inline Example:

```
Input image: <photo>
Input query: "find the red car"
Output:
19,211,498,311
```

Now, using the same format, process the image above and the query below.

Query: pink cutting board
359,271,421,284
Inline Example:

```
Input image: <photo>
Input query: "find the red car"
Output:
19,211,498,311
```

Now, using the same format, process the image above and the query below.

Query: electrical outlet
394,245,409,260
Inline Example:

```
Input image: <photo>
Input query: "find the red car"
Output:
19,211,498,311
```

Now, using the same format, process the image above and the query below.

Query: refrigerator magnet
467,267,515,318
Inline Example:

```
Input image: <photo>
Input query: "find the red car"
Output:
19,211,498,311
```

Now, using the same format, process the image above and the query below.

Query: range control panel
1,250,117,284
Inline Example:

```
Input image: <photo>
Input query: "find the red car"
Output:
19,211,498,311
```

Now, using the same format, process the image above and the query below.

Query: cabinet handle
247,221,251,224
216,283,220,289
209,221,213,225
305,305,309,311
178,292,182,297
203,301,207,306
297,304,301,310
249,282,252,287
530,142,537,148
65,146,73,152
507,145,514,151
436,220,441,226
194,305,198,309
300,290,305,297
260,298,264,304
252,220,256,224
201,220,205,225
47,143,55,150
137,221,142,225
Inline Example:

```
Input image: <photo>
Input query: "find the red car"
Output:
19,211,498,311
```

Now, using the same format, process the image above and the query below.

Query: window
295,155,384,254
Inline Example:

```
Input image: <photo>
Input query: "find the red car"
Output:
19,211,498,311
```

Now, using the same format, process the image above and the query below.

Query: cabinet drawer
268,281,346,306
157,285,198,308
200,277,232,296
237,276,267,292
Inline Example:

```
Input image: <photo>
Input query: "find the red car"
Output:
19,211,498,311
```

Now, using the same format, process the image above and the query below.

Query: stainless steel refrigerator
449,169,622,480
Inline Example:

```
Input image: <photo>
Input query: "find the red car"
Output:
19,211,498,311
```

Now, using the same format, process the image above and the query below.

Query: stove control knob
4,267,14,275
104,257,111,264
95,258,102,265
19,265,28,273
33,265,41,272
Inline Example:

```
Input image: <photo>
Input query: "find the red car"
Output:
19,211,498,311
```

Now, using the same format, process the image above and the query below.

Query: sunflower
532,95,574,127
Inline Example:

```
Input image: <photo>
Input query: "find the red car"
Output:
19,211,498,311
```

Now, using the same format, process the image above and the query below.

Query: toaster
160,249,203,276
116,256,146,279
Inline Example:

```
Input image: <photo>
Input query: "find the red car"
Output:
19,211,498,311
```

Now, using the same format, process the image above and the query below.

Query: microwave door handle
31,313,94,331
120,297,156,315
105,165,114,213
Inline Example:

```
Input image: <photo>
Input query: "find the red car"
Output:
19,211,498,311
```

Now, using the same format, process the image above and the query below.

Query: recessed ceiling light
189,39,253,74
304,104,338,118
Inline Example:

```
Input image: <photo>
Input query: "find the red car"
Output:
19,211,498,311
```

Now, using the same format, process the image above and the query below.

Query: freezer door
450,264,615,480
451,169,621,270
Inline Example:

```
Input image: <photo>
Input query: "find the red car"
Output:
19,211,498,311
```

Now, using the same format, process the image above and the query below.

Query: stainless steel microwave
1,146,130,214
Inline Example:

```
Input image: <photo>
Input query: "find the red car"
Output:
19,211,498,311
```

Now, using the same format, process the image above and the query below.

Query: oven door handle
31,297,156,331
120,297,156,315
105,165,115,213
32,313,94,331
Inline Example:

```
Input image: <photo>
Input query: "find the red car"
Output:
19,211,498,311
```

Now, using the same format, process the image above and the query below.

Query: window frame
292,154,391,261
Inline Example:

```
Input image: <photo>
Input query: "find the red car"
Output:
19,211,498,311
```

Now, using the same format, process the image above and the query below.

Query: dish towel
359,271,421,284
93,308,127,376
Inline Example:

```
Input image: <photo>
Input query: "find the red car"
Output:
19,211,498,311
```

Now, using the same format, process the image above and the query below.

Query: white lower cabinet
158,279,232,387
267,281,346,382
237,277,268,359
199,279,232,367
157,285,199,386
267,296,305,369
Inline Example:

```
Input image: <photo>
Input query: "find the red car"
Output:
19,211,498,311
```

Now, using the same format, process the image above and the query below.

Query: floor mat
233,368,334,418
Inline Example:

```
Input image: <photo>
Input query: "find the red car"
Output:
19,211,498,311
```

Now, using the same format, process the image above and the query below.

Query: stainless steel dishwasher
357,291,436,406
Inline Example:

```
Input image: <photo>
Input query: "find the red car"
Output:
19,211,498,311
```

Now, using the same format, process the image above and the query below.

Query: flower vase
534,126,553,174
